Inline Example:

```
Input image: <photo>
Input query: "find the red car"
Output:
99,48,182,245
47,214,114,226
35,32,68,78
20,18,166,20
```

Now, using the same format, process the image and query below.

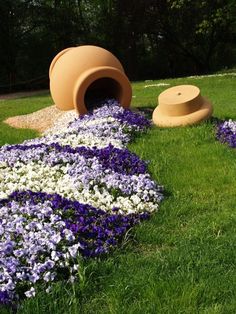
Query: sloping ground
0,100,163,305
1,74,236,313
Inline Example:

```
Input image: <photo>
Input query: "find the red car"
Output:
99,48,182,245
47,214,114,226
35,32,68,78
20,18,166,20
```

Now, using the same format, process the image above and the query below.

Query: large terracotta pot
49,45,132,114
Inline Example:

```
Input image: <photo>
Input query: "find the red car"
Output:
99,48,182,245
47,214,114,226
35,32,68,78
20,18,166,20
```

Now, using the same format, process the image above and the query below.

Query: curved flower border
0,99,163,304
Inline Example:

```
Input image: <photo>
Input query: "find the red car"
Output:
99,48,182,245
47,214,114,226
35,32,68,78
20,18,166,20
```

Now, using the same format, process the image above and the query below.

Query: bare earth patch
4,105,71,133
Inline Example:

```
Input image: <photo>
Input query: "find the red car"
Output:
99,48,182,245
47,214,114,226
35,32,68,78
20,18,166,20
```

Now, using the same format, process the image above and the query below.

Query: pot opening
84,77,122,111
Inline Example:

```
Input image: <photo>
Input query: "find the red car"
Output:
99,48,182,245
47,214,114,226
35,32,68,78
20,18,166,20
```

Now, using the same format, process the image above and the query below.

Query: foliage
0,0,236,91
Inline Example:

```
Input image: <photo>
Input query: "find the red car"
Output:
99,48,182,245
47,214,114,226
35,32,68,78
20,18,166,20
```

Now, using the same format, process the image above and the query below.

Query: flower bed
216,119,236,148
0,99,163,305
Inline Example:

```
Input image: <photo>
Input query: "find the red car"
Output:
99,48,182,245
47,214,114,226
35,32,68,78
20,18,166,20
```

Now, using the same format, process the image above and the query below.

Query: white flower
130,195,141,205
68,243,80,258
25,287,36,298
46,286,51,293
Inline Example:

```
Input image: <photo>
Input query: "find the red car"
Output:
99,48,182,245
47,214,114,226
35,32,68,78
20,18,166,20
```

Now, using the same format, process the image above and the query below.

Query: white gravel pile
43,109,78,135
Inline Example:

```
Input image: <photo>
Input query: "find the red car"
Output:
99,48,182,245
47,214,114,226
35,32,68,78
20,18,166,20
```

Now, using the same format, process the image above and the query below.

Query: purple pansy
1,143,147,175
216,119,236,148
0,190,150,303
0,100,163,304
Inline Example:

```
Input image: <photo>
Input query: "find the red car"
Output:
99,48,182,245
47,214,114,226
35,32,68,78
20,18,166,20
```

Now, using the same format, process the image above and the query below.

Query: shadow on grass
135,106,154,120
134,108,226,127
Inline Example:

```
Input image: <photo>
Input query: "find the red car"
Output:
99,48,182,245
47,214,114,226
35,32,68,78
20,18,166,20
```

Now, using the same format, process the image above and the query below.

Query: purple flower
114,109,151,129
216,119,236,148
0,99,164,305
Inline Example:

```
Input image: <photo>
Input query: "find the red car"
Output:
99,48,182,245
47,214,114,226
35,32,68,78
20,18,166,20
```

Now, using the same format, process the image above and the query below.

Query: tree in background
0,0,83,91
0,0,235,92
156,0,236,75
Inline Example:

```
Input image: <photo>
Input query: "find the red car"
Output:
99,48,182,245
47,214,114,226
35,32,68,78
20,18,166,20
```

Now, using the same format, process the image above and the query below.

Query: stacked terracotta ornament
49,45,132,115
152,85,213,127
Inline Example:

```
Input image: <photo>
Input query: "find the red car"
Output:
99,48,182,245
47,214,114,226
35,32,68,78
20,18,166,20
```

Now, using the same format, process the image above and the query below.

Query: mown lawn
1,74,236,313
0,91,53,146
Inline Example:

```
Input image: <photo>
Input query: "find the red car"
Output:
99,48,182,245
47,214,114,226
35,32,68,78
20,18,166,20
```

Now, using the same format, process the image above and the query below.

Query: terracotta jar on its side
49,45,132,114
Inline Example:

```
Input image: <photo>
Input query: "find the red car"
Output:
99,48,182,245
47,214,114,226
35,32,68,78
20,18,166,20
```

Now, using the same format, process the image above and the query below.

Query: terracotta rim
73,66,132,114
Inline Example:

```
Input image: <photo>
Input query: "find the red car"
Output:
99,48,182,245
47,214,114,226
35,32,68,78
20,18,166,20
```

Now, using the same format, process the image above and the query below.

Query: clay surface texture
49,45,132,114
152,85,213,127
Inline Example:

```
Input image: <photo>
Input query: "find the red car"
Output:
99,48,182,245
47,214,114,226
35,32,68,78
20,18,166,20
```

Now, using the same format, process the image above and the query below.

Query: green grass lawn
0,92,53,146
1,74,236,313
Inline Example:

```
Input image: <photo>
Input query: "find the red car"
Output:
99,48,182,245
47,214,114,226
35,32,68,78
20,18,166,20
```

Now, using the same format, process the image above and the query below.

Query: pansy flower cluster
216,119,236,148
0,99,163,304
